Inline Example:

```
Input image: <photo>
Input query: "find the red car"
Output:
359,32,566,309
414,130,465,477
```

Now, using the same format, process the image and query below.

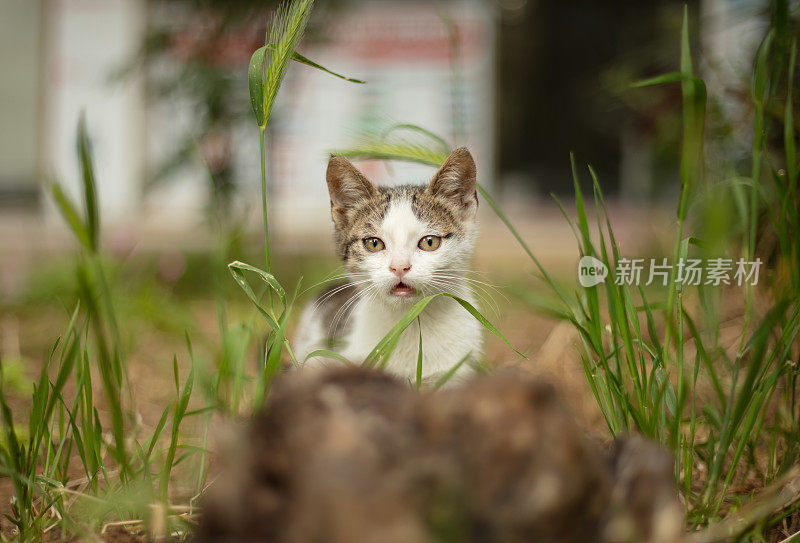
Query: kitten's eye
418,235,442,251
363,237,385,252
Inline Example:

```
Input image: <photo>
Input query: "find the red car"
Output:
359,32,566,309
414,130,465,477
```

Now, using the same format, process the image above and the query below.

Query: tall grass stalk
238,0,375,403
54,114,131,477
250,0,314,273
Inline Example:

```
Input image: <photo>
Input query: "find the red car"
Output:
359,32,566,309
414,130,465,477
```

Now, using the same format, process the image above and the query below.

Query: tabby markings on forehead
413,199,460,234
336,183,471,261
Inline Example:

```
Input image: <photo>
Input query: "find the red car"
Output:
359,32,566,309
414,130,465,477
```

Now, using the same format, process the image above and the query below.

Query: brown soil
195,367,682,543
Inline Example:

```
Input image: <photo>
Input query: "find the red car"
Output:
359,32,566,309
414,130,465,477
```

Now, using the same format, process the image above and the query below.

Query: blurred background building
0,0,771,249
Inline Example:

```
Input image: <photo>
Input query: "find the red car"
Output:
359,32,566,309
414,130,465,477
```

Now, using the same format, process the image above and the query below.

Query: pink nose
389,262,411,277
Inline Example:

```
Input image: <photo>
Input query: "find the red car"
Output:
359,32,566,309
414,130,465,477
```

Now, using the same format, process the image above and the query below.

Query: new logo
578,256,608,287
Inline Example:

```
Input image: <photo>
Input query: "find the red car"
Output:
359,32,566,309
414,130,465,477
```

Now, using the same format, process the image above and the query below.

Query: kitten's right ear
326,156,377,225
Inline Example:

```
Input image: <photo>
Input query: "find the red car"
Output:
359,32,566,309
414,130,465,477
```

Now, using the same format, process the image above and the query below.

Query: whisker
328,289,363,336
300,268,372,297
430,272,503,290
424,278,500,318
341,283,383,338
328,283,374,338
430,273,508,303
310,279,372,317
301,273,348,295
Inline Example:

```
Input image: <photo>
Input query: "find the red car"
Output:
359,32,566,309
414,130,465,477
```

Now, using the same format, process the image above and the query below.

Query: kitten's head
326,148,478,304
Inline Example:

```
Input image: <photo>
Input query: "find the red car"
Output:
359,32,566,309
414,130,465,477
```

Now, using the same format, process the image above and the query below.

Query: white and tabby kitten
294,148,482,383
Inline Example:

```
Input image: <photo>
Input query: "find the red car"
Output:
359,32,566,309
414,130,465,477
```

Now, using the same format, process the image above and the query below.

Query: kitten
294,148,482,384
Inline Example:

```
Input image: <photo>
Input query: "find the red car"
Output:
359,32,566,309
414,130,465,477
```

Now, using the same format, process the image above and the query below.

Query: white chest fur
340,293,483,381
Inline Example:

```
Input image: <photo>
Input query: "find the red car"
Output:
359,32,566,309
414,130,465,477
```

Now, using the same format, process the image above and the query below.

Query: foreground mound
196,368,682,543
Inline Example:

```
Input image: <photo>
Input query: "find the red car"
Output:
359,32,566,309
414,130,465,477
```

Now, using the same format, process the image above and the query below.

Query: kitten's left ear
426,147,478,220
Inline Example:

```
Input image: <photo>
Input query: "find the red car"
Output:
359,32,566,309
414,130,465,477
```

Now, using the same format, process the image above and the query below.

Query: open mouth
389,282,416,298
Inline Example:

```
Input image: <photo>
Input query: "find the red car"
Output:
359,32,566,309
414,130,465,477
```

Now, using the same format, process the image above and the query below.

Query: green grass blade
364,293,522,369
77,113,99,253
229,261,286,306
145,405,172,462
248,46,266,125
433,352,472,390
50,182,92,250
261,316,288,404
332,143,448,167
304,349,352,365
264,43,365,84
228,262,284,331
631,71,683,88
381,123,450,154
160,353,194,502
415,317,423,390
784,40,797,185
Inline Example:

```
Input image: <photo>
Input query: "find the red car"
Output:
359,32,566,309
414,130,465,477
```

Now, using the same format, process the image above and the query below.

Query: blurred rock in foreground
195,367,682,543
